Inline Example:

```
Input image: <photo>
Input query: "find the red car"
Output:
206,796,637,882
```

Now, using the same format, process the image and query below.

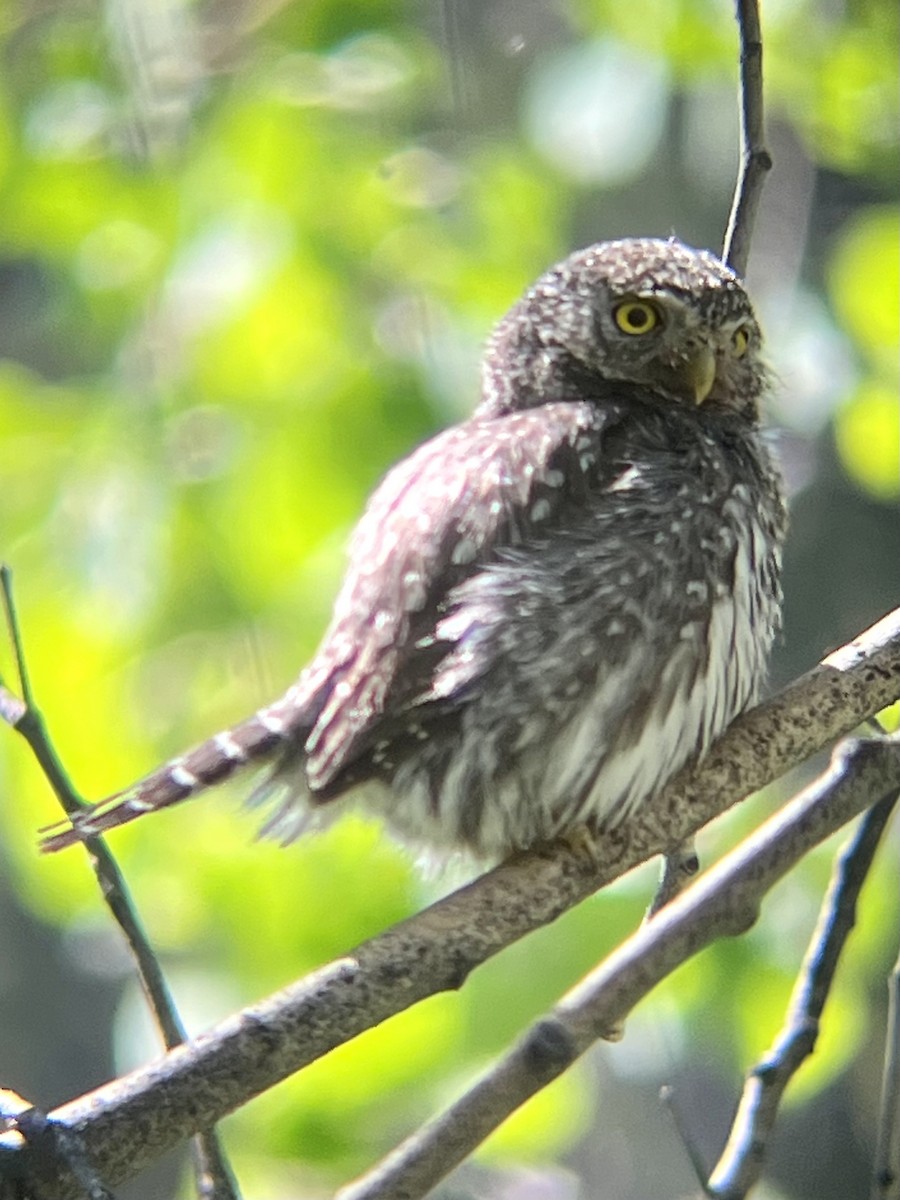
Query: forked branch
2,607,898,1198
338,736,900,1200
0,567,240,1200
706,788,899,1199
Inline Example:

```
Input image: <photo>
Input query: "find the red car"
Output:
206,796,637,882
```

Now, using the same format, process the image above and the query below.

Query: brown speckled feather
42,237,786,857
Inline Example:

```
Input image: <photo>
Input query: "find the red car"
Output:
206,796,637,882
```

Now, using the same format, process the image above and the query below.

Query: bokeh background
0,2,897,1198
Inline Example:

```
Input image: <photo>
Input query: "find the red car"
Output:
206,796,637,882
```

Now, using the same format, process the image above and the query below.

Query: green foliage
0,2,896,1198
829,207,900,499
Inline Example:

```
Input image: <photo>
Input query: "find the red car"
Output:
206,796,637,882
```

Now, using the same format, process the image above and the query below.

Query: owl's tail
40,700,304,852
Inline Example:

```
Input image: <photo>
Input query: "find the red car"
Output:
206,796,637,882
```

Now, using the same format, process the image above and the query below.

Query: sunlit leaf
834,382,900,501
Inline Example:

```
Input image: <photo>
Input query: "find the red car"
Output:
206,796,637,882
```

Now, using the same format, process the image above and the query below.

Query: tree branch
1,607,898,1198
707,788,899,1198
873,933,900,1200
723,0,772,274
0,566,240,1200
337,734,900,1200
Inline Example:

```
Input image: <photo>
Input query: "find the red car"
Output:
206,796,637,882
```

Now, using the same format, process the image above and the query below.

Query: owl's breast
359,409,786,856
528,431,786,836
407,417,783,850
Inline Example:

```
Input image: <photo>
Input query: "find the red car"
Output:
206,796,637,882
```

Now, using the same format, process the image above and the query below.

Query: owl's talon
559,824,603,869
646,838,701,919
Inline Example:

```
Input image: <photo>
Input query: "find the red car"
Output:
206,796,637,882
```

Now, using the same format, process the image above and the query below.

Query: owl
44,238,787,858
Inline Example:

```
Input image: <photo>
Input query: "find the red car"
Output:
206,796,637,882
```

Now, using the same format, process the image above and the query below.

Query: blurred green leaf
0,2,895,1194
834,382,900,501
828,207,900,368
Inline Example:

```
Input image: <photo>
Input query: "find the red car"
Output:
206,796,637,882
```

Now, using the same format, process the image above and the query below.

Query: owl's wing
294,400,616,793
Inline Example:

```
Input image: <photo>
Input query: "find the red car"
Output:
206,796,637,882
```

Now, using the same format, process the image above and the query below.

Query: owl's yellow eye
731,325,751,357
613,300,660,336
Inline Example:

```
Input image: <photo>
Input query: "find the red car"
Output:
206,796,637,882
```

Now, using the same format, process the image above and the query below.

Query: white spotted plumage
42,238,786,859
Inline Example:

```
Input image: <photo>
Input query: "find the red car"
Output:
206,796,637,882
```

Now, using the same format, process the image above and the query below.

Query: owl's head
481,237,767,421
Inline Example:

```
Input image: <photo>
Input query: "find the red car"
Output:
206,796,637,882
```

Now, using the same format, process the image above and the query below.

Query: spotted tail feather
40,705,299,852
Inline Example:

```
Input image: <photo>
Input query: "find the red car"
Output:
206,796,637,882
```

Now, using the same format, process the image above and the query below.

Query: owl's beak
680,346,717,405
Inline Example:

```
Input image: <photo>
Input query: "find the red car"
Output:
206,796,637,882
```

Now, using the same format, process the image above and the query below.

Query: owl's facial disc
478,239,765,420
595,288,760,411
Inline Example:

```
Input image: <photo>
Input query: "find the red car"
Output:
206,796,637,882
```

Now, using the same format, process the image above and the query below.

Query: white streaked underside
379,514,776,856
258,512,778,859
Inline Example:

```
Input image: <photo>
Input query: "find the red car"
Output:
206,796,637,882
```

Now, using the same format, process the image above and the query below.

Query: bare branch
0,607,896,1198
873,936,900,1200
723,0,772,274
337,735,900,1200
0,566,240,1200
707,788,899,1198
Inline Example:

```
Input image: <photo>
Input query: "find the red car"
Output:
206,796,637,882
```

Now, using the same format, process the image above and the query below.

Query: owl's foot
559,823,604,869
520,823,601,869
645,837,700,920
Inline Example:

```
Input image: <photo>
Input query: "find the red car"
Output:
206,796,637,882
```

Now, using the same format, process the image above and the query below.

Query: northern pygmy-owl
44,238,786,858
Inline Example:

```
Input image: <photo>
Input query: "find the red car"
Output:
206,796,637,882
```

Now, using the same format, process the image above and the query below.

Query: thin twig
660,1085,710,1191
336,736,900,1200
441,0,470,119
873,934,900,1200
0,566,241,1200
188,1137,243,1200
707,787,900,1198
722,0,772,274
4,608,897,1199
